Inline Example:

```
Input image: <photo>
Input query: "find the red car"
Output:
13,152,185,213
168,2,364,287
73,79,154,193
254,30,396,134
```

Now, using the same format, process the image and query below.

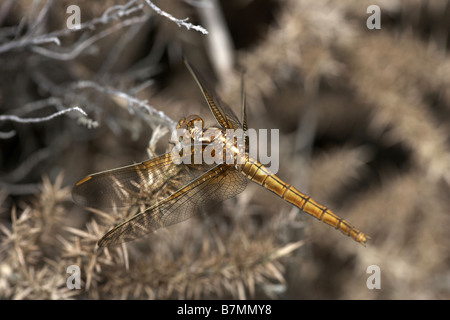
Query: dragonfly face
72,58,369,247
176,114,204,141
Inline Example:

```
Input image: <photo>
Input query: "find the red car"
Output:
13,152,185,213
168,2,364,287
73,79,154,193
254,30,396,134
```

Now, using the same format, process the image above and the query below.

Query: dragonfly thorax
172,120,247,168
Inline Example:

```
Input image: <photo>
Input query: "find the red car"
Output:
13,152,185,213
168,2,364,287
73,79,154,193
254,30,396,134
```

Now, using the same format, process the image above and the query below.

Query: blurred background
1,0,450,299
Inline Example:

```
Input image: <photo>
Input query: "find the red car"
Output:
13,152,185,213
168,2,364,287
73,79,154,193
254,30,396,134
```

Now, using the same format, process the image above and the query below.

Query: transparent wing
72,152,210,209
184,58,242,130
98,164,247,246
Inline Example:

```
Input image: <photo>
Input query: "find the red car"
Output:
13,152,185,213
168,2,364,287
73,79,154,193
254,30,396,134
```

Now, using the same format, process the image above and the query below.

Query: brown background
1,0,450,299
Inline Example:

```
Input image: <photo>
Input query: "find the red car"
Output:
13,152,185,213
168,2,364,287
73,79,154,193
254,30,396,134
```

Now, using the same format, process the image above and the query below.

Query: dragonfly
72,58,369,247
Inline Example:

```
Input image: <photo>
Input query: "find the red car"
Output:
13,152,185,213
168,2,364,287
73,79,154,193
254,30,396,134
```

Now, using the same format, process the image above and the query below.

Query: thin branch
30,15,149,60
0,130,15,139
0,98,97,138
70,80,176,129
98,16,145,75
0,36,60,54
144,0,208,34
196,0,234,84
0,106,87,123
28,0,54,36
0,0,146,57
0,0,207,59
45,0,144,39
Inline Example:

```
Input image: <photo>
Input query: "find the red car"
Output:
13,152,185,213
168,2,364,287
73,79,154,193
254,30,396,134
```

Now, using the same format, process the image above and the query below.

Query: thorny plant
1,0,450,299
0,0,305,299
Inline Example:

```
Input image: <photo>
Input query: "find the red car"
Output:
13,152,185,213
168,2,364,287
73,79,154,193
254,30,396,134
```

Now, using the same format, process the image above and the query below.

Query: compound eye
185,114,204,128
176,117,187,129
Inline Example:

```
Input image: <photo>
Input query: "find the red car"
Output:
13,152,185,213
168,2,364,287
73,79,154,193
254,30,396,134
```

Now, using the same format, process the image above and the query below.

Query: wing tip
75,175,92,186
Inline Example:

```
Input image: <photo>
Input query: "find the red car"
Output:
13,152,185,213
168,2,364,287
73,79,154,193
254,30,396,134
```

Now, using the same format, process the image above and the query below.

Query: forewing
98,165,247,246
184,58,242,130
72,153,208,209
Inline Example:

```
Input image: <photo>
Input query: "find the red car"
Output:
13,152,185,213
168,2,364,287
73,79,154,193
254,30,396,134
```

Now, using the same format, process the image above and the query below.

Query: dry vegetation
1,0,450,299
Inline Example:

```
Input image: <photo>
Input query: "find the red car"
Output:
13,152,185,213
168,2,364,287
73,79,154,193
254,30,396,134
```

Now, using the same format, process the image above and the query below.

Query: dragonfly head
176,115,204,142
